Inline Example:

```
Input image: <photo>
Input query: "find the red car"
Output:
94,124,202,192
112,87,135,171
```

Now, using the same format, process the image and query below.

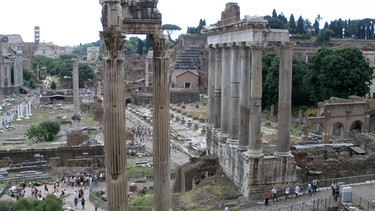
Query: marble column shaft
276,43,293,156
238,44,251,150
152,35,171,211
6,63,11,87
214,46,222,129
221,45,231,136
207,46,216,125
72,59,80,116
247,45,263,157
101,31,128,211
228,45,240,143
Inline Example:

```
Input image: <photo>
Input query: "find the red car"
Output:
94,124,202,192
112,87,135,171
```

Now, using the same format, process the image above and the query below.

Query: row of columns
0,57,23,88
208,42,293,157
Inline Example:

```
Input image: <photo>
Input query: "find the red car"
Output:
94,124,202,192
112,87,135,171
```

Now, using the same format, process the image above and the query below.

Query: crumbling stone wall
217,3,240,27
292,134,375,182
173,155,220,193
0,146,104,168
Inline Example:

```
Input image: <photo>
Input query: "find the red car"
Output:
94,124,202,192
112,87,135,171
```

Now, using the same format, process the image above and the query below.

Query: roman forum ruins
205,3,299,199
100,0,170,210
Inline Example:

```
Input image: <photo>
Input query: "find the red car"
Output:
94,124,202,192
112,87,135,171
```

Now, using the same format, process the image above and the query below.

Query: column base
236,145,248,151
227,138,238,145
274,151,292,157
244,149,264,158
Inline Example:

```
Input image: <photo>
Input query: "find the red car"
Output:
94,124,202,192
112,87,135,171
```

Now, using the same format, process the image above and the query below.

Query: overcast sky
1,0,374,46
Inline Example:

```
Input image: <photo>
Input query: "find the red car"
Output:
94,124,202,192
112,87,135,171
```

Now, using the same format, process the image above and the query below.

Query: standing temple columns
246,45,263,158
238,43,251,150
275,43,293,157
228,44,240,144
221,44,231,138
214,45,222,129
150,33,171,211
207,45,216,126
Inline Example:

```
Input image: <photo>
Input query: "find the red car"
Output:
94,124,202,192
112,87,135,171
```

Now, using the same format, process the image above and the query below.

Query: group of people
128,125,153,143
57,171,104,188
263,181,316,206
73,191,86,210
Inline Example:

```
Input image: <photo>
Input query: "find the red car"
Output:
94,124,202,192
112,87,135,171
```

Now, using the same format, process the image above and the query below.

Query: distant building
87,47,100,61
171,69,199,89
34,42,59,58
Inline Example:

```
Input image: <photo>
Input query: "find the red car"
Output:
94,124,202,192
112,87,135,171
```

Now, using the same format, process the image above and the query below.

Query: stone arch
302,119,325,141
330,122,345,140
125,97,134,105
349,120,364,138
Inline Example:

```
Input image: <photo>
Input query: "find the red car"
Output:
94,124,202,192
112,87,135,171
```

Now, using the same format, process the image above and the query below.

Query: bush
26,120,61,142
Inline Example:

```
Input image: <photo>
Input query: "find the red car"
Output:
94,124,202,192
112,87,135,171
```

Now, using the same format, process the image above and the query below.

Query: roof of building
172,69,199,77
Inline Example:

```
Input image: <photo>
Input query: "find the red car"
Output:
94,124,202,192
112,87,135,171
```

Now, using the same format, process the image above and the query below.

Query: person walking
294,185,300,197
307,182,313,196
74,196,78,207
312,179,318,192
284,186,290,201
263,191,270,205
81,197,85,210
271,187,278,202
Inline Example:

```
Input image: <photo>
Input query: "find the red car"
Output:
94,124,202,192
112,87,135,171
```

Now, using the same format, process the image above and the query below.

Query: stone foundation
211,131,301,200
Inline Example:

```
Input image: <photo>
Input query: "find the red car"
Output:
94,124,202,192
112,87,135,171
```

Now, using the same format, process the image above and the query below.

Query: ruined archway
331,122,345,141
350,120,363,138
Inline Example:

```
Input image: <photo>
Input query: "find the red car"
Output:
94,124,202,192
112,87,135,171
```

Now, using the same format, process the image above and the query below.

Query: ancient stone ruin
100,0,170,210
204,3,299,199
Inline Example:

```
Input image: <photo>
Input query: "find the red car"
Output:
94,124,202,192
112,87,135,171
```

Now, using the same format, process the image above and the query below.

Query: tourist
81,197,85,210
312,179,319,192
333,183,340,201
294,185,300,197
307,182,312,196
271,187,278,202
224,207,228,211
74,196,78,206
331,181,336,196
44,184,49,193
263,191,270,205
284,186,290,201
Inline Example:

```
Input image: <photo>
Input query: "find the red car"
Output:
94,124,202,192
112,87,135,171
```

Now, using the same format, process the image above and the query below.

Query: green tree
137,38,144,55
296,16,305,34
289,14,297,34
313,19,320,35
78,63,94,88
27,120,61,142
50,81,57,89
162,24,181,41
316,29,334,42
265,16,287,29
306,47,373,103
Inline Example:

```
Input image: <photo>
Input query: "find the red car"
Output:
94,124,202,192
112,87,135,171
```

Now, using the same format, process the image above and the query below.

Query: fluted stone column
275,43,293,157
6,63,11,87
228,44,240,144
246,45,263,158
151,33,171,211
100,1,128,208
214,45,222,129
101,30,128,211
0,62,5,87
207,45,216,125
238,44,251,151
221,44,231,139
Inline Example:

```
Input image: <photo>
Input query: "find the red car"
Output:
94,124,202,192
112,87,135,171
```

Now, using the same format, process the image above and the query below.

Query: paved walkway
242,182,375,211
